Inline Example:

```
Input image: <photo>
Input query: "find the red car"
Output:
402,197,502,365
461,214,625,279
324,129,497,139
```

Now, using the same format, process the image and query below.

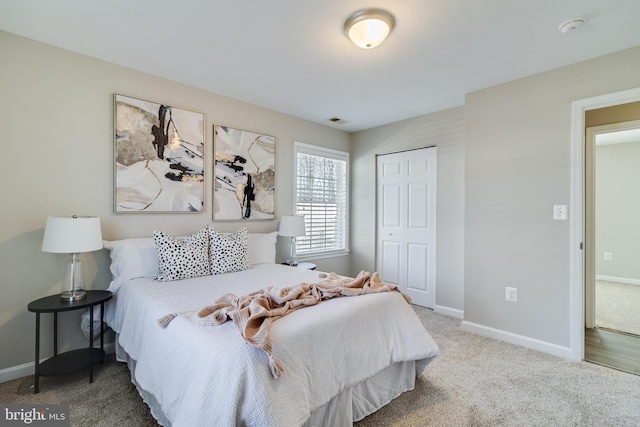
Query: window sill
297,250,350,261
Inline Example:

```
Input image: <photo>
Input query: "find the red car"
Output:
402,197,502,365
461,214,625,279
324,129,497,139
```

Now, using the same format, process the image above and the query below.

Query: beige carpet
2,307,640,426
595,280,640,336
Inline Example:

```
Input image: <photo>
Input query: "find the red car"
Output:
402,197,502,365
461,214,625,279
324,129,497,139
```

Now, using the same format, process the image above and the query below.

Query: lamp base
61,253,87,302
287,236,299,267
60,289,86,302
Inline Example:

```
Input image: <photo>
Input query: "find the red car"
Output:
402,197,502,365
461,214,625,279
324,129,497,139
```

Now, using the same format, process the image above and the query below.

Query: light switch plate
553,204,568,220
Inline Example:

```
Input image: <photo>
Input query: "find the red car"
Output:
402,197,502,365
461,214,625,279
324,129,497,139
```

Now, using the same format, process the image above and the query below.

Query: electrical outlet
505,287,518,303
604,252,613,261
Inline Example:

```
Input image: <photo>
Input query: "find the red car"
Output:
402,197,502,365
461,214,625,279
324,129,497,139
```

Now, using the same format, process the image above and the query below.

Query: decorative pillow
103,238,159,286
248,232,278,266
209,227,249,275
154,227,211,282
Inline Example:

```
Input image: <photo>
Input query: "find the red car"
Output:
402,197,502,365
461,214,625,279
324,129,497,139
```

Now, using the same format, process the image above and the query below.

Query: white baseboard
0,342,116,384
460,321,574,360
595,275,640,286
0,361,35,384
434,305,464,319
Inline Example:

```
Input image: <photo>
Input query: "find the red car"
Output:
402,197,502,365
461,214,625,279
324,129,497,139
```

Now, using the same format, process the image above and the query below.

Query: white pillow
154,227,211,281
210,227,249,275
103,238,159,285
248,232,278,266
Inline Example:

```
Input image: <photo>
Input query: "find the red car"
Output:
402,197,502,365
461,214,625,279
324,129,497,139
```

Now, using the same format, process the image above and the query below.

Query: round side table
27,290,112,393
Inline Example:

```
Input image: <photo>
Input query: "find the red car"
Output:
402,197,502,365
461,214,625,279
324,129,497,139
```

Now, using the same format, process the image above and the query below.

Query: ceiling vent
327,117,348,124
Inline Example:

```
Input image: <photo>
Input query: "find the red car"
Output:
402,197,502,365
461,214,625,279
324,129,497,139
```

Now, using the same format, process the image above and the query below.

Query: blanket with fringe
158,271,409,378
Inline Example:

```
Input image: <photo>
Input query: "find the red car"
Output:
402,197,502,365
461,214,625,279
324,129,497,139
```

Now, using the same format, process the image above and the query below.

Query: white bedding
104,264,439,426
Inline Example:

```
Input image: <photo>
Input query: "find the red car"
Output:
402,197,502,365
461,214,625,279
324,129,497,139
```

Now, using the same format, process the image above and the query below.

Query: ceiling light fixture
344,9,395,49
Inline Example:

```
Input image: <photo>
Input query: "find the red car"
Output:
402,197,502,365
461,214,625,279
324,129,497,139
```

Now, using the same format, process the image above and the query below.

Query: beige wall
585,101,640,127
464,45,640,348
0,31,350,372
595,140,640,280
3,27,640,378
351,107,466,313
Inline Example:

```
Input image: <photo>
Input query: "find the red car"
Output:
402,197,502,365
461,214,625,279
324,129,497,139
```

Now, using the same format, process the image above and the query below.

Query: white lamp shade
279,215,306,237
42,216,103,253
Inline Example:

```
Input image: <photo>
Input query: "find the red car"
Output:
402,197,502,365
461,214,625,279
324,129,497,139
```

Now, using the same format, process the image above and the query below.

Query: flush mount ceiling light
344,8,395,49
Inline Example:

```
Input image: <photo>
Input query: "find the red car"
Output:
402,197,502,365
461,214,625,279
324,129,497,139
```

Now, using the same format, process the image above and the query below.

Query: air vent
327,117,347,124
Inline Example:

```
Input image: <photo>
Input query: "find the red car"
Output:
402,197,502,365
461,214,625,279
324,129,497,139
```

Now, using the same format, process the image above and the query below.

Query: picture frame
114,94,205,213
213,125,275,220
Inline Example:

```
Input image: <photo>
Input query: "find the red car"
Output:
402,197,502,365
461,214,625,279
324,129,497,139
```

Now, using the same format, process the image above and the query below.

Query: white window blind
294,142,349,256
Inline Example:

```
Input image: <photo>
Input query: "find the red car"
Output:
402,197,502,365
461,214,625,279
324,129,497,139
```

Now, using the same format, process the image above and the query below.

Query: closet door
376,147,436,308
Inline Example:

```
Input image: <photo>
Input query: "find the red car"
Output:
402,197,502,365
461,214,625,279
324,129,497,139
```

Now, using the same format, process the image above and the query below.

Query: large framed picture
213,125,275,220
114,94,205,213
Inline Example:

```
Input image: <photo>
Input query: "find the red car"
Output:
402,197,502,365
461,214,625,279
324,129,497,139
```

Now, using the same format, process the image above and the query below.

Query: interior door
376,147,436,308
377,151,404,288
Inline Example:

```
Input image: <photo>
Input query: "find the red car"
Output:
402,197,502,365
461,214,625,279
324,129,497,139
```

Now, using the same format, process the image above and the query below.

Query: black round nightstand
27,290,112,393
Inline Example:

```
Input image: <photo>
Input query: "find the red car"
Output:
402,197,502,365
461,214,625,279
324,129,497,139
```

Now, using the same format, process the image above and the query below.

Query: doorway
570,87,640,364
584,118,640,375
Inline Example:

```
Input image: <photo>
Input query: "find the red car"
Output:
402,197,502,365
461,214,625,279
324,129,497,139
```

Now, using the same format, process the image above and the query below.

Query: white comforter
105,264,439,426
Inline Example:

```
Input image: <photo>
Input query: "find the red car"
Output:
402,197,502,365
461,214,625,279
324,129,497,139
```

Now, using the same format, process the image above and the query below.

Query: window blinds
295,145,348,255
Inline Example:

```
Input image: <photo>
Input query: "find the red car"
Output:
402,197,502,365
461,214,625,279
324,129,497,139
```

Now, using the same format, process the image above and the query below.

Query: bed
90,227,439,426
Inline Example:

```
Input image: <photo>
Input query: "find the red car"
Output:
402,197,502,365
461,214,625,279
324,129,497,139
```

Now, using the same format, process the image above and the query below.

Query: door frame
569,87,640,360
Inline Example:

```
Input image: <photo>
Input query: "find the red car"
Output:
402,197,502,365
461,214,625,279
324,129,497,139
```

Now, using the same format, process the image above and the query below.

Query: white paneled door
376,147,436,308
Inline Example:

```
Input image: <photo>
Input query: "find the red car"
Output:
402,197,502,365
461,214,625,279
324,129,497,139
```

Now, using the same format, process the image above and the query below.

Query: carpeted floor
595,280,640,336
2,307,639,426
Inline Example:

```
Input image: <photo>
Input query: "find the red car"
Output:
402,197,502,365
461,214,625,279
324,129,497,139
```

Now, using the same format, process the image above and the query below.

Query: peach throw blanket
158,271,410,378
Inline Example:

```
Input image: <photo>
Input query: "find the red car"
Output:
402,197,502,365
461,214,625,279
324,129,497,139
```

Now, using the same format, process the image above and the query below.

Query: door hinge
580,242,584,250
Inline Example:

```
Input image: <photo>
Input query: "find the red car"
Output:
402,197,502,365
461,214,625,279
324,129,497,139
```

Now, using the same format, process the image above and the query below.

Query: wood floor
585,327,640,375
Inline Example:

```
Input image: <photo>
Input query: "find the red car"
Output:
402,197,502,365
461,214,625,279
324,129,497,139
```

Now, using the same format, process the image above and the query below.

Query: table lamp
41,215,103,301
278,215,306,266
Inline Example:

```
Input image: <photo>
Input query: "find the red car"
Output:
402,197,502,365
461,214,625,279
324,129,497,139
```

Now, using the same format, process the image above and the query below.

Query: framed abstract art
114,94,205,213
213,125,275,220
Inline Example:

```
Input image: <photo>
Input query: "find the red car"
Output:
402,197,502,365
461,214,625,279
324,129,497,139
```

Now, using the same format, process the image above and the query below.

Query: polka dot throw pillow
154,227,211,281
209,227,249,275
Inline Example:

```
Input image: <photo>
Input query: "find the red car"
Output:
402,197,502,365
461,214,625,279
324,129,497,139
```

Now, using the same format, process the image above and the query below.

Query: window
294,142,349,258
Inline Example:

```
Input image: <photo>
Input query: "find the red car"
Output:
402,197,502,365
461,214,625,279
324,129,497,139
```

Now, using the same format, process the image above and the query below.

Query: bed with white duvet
97,230,439,426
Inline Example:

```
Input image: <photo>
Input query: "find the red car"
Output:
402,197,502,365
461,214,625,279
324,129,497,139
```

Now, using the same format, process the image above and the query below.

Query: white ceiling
2,0,639,132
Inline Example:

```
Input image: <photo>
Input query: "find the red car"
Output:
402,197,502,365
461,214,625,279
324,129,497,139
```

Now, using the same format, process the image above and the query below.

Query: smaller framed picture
114,94,205,213
214,125,275,220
